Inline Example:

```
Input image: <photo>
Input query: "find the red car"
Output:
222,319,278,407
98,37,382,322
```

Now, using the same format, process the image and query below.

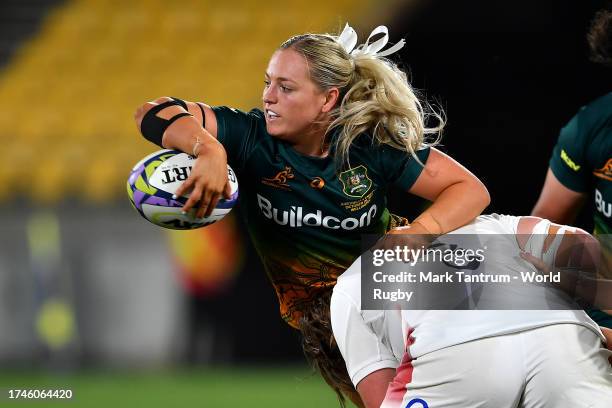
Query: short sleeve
330,289,399,387
212,106,265,170
381,146,431,191
549,110,590,193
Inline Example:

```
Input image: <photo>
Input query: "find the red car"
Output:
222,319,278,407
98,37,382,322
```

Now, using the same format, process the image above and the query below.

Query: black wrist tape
196,102,206,129
169,97,188,110
140,98,192,147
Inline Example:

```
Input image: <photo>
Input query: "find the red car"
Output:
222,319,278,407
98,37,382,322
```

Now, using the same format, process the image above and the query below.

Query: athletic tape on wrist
140,97,192,147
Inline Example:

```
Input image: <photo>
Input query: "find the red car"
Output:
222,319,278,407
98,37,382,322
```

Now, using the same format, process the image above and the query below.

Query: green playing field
0,366,351,407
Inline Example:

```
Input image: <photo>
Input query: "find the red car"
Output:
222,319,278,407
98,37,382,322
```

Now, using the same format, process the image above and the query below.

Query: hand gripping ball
127,150,238,229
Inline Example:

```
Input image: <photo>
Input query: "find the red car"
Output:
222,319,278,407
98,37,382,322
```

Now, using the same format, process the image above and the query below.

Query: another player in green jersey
135,24,490,406
532,9,612,328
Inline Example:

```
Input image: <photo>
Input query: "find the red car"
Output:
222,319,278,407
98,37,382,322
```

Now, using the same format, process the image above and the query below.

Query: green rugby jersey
549,92,612,328
549,92,612,235
213,106,429,328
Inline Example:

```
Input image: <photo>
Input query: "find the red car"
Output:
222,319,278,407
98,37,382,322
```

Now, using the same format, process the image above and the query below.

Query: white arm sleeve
330,288,399,387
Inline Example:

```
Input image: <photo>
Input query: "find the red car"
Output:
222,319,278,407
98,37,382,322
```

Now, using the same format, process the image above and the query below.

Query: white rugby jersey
331,214,604,387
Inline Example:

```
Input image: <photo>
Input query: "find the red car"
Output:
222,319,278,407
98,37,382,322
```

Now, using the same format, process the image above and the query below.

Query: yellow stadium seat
0,0,373,204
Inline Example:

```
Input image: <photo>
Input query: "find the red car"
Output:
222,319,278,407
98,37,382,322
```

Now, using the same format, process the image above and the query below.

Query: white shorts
381,324,612,408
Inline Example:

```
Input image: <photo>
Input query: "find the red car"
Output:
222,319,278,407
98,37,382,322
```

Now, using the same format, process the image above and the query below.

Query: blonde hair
280,31,444,167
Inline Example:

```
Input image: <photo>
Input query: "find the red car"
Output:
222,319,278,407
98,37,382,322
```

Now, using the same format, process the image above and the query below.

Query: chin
266,123,285,138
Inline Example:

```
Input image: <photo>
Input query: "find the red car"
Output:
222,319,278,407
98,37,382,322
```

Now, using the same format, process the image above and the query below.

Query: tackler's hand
519,251,552,274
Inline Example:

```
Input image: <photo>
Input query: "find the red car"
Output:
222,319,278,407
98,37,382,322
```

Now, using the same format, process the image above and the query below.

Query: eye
263,80,271,87
280,85,292,93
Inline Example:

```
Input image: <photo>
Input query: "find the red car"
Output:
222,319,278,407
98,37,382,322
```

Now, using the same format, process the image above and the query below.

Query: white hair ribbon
337,23,405,58
337,23,358,54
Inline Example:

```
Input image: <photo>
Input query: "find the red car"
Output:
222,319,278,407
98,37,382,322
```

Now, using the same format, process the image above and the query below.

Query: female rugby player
134,24,490,406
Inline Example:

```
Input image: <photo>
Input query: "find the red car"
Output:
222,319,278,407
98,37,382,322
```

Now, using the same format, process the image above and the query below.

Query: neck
290,121,331,157
292,140,330,157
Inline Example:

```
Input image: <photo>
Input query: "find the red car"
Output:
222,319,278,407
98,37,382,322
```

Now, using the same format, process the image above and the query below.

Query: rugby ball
127,149,238,230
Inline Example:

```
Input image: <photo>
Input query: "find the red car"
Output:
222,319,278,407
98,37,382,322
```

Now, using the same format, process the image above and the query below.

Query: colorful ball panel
127,150,238,230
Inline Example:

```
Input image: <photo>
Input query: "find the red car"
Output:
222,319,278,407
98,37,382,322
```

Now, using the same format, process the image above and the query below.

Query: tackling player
330,214,612,408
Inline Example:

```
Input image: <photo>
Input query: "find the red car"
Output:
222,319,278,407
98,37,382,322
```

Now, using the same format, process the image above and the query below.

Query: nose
263,83,277,105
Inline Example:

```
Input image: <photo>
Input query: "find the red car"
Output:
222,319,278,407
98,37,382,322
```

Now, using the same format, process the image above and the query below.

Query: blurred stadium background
0,0,609,407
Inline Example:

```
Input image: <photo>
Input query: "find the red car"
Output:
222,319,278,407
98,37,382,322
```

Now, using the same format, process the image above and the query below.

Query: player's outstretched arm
134,97,231,218
531,168,587,224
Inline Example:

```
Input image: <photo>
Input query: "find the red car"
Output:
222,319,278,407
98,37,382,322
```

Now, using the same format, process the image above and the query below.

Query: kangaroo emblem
262,166,295,190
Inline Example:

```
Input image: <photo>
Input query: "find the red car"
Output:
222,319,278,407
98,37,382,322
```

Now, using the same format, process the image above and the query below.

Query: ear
321,87,340,113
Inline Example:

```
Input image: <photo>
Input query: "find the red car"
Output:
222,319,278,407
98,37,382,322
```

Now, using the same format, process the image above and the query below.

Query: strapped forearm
140,97,192,147
137,96,220,158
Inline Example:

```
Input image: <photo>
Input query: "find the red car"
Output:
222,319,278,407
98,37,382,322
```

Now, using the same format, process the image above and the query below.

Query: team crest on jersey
338,165,372,198
262,166,294,190
594,158,612,181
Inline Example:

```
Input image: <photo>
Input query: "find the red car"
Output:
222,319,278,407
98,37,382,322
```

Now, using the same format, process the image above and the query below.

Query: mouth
265,109,280,121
